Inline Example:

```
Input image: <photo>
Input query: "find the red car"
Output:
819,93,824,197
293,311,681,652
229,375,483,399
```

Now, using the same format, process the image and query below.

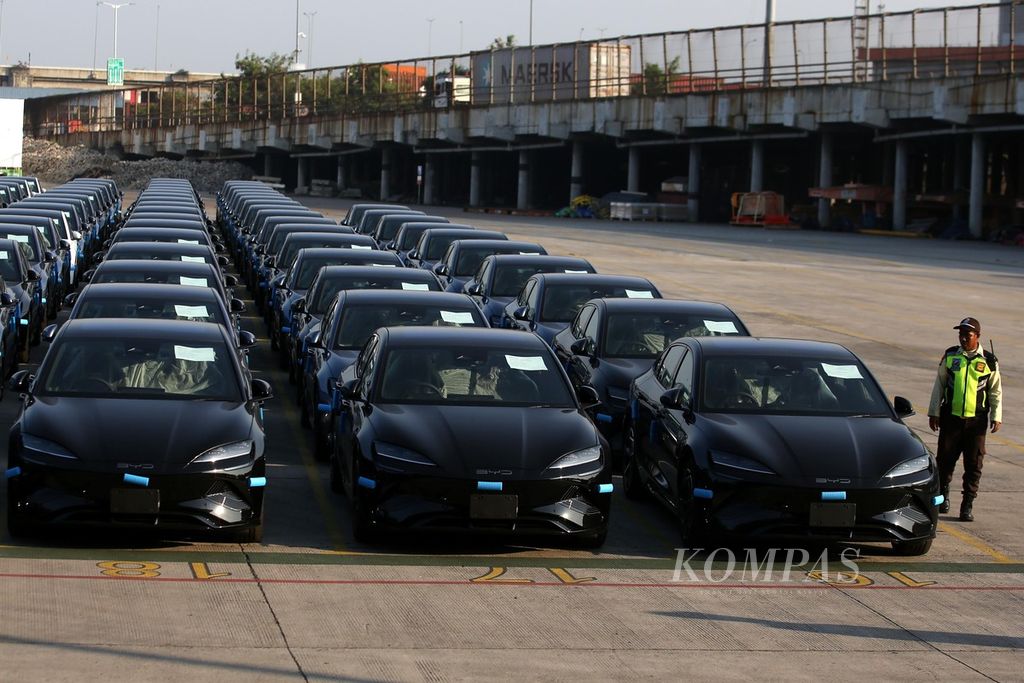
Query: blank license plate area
110,489,160,514
809,502,856,527
469,494,518,520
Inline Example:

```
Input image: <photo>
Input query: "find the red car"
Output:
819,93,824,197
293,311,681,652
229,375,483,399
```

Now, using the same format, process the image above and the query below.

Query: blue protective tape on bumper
932,494,945,506
5,466,21,479
821,491,847,501
281,326,291,334
123,473,150,487
259,282,268,288
249,476,267,488
477,481,503,491
595,412,613,424
597,483,614,494
317,403,331,413
693,487,713,500
41,298,47,304
19,319,28,326
357,476,377,490
630,398,639,420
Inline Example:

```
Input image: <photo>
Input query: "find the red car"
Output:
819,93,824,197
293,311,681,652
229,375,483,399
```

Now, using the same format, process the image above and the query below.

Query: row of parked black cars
5,178,942,554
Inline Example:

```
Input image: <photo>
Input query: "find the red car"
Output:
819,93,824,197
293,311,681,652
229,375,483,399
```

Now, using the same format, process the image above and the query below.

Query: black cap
955,317,981,333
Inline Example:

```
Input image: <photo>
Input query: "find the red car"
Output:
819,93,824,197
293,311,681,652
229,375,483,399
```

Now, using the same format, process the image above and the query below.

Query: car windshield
280,240,347,269
700,355,891,416
491,265,558,297
77,298,224,325
455,246,516,276
604,313,745,358
425,235,468,260
294,257,343,290
541,284,656,322
108,249,213,266
377,346,574,406
0,248,20,281
38,337,242,401
334,304,483,349
1,233,38,261
397,227,430,251
309,276,440,315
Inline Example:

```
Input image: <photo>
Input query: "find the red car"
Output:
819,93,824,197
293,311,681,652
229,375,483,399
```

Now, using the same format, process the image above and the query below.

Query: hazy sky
1,0,989,74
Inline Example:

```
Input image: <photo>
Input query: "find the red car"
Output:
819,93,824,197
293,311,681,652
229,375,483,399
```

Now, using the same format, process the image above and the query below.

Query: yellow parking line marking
549,568,596,584
277,397,350,554
990,434,1024,455
190,562,231,580
888,571,936,588
939,522,1014,564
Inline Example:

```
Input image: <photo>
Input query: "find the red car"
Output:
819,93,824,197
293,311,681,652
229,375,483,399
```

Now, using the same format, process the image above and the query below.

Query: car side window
517,279,536,307
475,260,490,287
356,336,380,396
655,345,685,387
442,243,456,267
674,348,695,397
571,305,594,338
525,282,541,316
582,307,601,347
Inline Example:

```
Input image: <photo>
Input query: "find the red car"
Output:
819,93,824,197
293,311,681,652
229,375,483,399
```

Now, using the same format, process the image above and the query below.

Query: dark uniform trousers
936,412,987,498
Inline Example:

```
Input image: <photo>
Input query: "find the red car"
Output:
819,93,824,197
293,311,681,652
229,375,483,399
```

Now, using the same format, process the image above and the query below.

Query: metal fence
26,2,1024,138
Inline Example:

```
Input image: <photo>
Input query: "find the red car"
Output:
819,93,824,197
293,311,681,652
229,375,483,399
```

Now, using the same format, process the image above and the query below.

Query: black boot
959,496,974,522
939,485,950,514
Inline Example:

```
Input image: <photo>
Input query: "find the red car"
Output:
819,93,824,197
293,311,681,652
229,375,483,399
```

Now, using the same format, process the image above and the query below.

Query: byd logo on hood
117,463,155,470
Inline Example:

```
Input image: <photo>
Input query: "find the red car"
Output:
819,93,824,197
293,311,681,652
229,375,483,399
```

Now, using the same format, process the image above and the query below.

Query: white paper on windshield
625,289,654,299
174,345,215,362
180,255,206,263
505,354,547,371
175,305,210,318
177,239,200,245
565,269,588,274
821,363,863,380
0,252,8,260
401,282,430,291
351,244,372,250
370,263,397,268
179,276,208,287
704,320,739,334
519,251,540,255
6,234,28,243
440,310,475,324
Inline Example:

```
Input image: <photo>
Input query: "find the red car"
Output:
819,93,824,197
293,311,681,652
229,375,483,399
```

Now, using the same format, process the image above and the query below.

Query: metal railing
26,2,1024,138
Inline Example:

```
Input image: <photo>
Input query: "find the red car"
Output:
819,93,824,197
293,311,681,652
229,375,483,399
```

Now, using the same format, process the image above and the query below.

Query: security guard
927,317,1002,522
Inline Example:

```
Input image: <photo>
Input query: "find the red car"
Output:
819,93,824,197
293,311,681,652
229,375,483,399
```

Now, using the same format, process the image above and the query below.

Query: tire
6,494,30,538
574,527,608,549
621,420,646,501
329,451,344,494
299,392,313,430
891,537,933,556
30,316,41,346
313,422,329,462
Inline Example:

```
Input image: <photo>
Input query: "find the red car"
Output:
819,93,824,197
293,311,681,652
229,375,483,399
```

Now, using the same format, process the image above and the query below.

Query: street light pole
529,0,533,45
763,0,776,86
426,17,435,56
102,2,134,59
303,11,317,67
293,0,300,65
0,0,6,67
154,4,160,71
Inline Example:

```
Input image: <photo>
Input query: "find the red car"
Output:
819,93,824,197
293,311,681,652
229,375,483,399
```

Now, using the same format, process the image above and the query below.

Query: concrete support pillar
969,132,985,238
952,139,966,222
380,147,392,201
893,140,908,231
687,143,701,223
263,154,272,177
296,157,308,193
627,146,640,193
469,151,483,207
517,149,530,210
336,156,347,190
569,140,584,203
423,154,437,206
817,133,833,228
750,140,765,192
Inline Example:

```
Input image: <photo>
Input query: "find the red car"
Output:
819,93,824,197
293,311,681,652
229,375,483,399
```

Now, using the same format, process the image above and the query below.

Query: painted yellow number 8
97,561,161,578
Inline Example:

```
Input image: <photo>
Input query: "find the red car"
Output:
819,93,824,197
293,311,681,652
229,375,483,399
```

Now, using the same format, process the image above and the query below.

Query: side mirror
213,242,226,253
80,269,94,283
103,239,113,249
44,250,57,264
433,263,449,277
513,306,530,322
408,250,419,260
63,291,79,307
576,385,601,410
292,297,306,314
60,239,73,250
224,274,238,288
308,329,323,348
92,251,106,264
0,291,14,307
251,378,273,401
660,387,683,409
41,323,60,343
9,369,33,394
71,231,83,240
570,338,590,356
263,256,276,268
337,378,359,400
25,270,40,282
465,282,482,296
229,298,246,314
893,395,915,419
238,330,257,349
217,255,229,267
384,240,396,250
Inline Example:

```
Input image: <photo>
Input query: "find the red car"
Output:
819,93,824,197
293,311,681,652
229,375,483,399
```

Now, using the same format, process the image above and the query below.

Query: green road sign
107,58,124,86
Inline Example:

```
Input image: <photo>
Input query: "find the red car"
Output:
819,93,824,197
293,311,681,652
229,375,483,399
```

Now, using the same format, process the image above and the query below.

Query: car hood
22,397,255,471
369,404,597,478
697,413,928,486
598,358,655,389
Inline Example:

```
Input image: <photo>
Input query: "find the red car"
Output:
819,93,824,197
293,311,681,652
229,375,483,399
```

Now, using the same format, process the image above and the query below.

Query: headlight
373,442,436,469
710,450,775,475
21,433,78,461
547,445,602,472
884,454,931,479
606,386,629,405
189,440,254,470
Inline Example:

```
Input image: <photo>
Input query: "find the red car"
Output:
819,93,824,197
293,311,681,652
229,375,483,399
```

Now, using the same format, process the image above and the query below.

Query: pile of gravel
23,138,253,193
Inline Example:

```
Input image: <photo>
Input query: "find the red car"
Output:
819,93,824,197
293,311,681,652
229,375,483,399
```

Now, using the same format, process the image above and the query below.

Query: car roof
452,239,540,250
315,265,437,280
75,283,221,300
531,273,655,287
338,290,478,305
595,298,737,315
295,248,401,263
423,228,501,239
690,336,855,359
382,326,551,349
95,259,217,274
487,254,592,267
106,242,213,254
60,318,228,341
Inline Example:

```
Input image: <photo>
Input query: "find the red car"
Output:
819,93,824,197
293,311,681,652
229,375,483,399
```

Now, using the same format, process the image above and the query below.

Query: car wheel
300,392,312,430
288,355,298,385
621,421,646,501
30,316,41,346
329,451,344,494
891,537,933,556
313,422,329,462
574,527,608,549
6,495,30,538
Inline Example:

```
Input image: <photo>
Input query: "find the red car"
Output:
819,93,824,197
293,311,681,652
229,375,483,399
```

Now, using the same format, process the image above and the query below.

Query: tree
232,51,291,78
489,35,517,49
633,57,681,96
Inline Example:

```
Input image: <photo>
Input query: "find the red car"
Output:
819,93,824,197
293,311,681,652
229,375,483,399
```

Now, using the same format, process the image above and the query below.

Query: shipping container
470,43,631,105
